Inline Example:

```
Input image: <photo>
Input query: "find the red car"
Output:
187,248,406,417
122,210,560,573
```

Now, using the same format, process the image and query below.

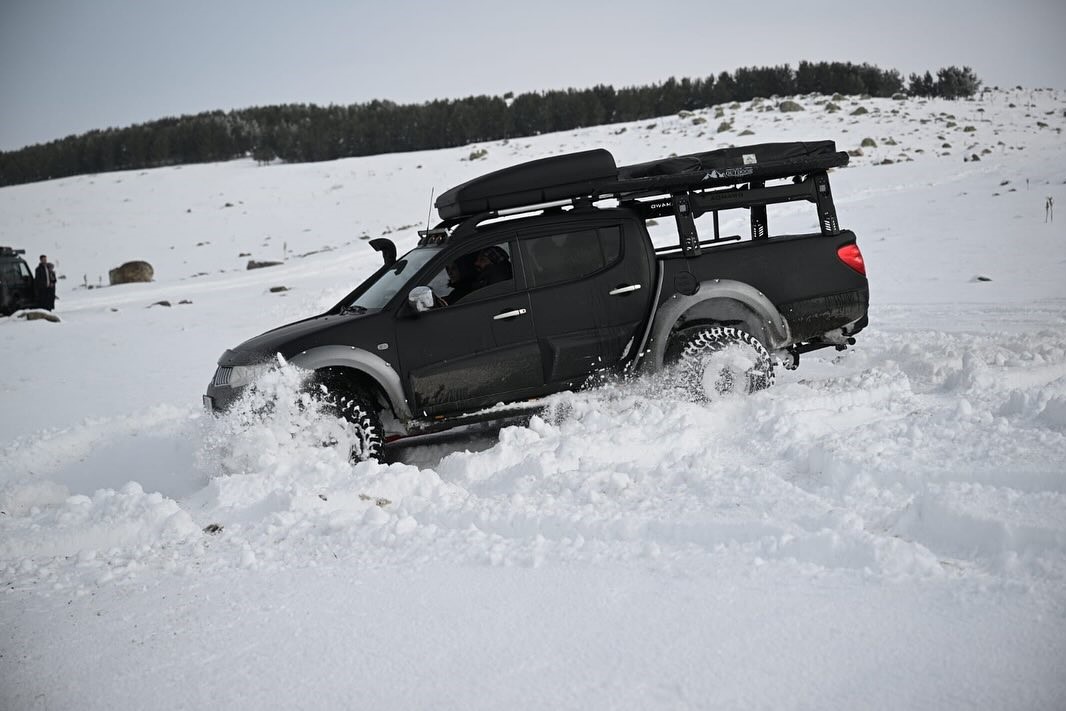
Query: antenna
425,188,435,232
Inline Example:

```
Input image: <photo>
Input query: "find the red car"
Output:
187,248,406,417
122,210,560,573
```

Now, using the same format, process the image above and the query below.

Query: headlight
228,363,274,387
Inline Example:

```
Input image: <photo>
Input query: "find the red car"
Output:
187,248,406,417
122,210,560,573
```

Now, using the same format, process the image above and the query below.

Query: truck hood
218,311,385,366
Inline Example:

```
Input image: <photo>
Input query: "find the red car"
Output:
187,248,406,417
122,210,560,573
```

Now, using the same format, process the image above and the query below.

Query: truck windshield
346,246,442,311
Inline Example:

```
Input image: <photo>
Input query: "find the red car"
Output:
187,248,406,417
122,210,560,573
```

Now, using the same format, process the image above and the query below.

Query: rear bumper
846,312,869,337
780,287,869,344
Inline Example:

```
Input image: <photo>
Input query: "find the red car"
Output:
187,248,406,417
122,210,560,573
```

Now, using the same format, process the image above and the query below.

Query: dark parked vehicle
0,246,39,316
206,141,869,459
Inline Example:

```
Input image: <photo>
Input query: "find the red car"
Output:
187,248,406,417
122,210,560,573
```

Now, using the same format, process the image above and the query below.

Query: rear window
0,261,29,285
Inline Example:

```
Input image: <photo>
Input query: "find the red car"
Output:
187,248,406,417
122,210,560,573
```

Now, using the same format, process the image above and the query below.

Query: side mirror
407,286,434,313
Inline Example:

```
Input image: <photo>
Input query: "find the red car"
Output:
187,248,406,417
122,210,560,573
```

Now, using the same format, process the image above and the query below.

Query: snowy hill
2,89,1065,710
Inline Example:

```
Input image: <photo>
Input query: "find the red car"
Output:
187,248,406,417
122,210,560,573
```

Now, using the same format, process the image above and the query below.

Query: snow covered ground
2,89,1065,710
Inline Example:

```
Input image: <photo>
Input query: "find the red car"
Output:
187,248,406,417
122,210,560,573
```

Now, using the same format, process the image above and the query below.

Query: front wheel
674,326,775,400
308,381,384,462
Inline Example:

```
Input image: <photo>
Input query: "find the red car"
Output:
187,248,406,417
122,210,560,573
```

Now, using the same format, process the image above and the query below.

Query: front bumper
205,359,278,412
205,364,252,412
204,381,244,412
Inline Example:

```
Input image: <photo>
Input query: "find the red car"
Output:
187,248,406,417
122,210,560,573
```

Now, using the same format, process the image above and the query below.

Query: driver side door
394,238,543,417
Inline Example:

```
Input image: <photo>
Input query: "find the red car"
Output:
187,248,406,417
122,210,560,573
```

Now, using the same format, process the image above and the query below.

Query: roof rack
434,141,848,221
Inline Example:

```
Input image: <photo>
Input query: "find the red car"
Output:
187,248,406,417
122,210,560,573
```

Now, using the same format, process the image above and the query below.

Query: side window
521,227,622,288
426,241,515,306
600,226,622,265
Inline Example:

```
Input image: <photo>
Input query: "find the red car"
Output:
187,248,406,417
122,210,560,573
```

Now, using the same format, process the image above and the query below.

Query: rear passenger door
520,220,654,386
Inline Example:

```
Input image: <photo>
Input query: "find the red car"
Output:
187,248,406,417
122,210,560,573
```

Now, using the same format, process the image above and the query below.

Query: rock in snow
109,260,154,284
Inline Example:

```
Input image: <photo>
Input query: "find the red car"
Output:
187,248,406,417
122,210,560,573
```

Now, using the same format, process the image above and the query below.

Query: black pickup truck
0,246,39,316
205,141,869,459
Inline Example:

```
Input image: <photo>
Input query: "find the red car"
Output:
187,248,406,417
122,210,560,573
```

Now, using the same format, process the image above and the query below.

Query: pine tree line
0,61,982,187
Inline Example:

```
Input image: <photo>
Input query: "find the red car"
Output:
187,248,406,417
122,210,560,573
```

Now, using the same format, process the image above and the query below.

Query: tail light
837,243,866,275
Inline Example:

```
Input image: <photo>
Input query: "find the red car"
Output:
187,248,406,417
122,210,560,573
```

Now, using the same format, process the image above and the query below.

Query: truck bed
655,229,869,344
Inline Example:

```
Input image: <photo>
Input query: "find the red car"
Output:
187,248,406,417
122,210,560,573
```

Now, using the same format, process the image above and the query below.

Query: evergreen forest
0,62,982,187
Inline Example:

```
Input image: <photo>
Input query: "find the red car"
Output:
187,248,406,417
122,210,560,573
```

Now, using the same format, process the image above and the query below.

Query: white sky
2,0,1064,152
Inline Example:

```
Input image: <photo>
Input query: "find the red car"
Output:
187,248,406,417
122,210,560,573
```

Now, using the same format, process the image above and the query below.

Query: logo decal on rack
704,167,755,180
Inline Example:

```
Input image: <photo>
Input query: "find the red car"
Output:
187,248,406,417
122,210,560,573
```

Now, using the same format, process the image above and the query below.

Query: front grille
212,366,232,387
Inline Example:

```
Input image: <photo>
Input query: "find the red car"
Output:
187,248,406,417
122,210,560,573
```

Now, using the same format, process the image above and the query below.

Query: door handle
493,308,528,320
608,284,642,295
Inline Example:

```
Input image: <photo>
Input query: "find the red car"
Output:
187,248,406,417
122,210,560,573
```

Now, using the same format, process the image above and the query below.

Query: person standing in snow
35,254,57,310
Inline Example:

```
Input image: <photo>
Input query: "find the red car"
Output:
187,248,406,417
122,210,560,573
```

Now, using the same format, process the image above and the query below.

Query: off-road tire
308,382,384,462
675,326,775,400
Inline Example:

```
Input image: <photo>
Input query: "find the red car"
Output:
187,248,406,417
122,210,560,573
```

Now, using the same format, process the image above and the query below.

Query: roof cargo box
435,149,617,219
618,141,838,180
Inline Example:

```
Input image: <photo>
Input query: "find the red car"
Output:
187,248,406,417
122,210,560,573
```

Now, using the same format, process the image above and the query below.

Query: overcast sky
2,0,1064,152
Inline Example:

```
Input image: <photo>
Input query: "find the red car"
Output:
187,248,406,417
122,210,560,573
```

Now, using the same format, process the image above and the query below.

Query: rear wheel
307,379,384,462
674,326,775,400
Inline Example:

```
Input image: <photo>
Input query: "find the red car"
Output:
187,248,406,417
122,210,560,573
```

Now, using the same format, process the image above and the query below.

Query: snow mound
0,482,199,575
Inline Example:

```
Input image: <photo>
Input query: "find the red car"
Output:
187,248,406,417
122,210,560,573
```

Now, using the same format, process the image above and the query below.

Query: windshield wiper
340,304,368,315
